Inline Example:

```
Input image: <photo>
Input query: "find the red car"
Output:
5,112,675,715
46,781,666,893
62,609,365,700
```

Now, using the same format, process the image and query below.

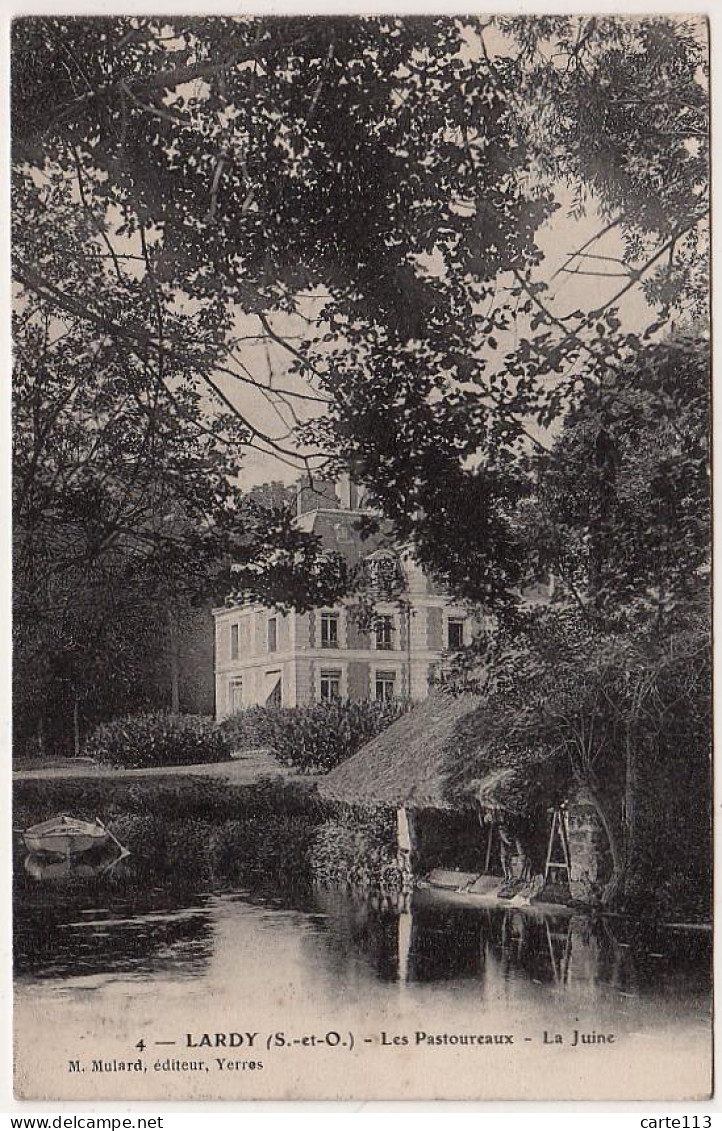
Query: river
14,877,711,1102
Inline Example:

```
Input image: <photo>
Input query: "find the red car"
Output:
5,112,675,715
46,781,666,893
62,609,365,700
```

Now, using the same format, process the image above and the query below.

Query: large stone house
214,477,480,717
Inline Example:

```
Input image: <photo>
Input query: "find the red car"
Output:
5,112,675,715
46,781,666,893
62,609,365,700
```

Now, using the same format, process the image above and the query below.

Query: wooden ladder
544,806,572,885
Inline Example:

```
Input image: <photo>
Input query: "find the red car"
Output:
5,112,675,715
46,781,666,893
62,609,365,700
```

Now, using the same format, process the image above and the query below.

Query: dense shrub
222,698,410,772
310,806,398,887
219,705,278,752
84,712,231,769
207,814,317,890
12,773,320,831
14,776,325,897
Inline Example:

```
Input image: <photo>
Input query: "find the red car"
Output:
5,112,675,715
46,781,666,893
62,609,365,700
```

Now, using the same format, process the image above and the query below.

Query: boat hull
22,816,109,858
23,831,107,856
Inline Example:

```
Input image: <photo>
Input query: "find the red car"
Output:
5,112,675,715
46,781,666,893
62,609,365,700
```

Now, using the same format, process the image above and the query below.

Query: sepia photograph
10,13,712,1102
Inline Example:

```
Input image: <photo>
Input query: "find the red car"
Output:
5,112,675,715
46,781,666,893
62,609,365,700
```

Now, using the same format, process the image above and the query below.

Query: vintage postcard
10,13,711,1102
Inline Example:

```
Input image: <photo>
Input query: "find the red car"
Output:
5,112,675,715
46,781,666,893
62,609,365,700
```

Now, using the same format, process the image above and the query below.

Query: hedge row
84,712,231,769
220,698,410,773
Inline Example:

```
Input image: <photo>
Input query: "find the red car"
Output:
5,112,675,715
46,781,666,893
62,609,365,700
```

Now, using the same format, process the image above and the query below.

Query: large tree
12,193,346,753
523,332,710,627
12,17,710,783
451,331,711,908
13,16,707,610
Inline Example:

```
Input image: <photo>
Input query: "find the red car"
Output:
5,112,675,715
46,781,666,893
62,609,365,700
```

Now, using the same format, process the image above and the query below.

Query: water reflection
14,873,710,1040
303,887,710,1030
15,891,215,982
13,855,712,1102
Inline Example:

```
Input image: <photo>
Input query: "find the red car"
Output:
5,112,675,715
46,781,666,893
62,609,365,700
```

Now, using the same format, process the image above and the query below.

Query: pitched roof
318,691,483,810
318,690,562,813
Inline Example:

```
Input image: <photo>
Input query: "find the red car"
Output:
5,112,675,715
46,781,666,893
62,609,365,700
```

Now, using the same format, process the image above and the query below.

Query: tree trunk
168,607,180,713
72,693,81,758
36,713,45,758
586,784,624,906
624,723,637,873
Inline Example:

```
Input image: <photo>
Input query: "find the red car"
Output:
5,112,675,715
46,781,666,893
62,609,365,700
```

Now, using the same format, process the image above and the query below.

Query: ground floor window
265,671,282,707
375,670,396,702
447,616,465,650
229,677,243,714
320,668,342,701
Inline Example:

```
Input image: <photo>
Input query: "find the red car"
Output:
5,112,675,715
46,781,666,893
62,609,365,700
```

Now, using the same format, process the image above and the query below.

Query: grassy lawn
13,748,317,784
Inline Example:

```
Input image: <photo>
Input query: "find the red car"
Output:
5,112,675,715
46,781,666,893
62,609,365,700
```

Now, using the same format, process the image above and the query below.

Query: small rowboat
23,814,112,858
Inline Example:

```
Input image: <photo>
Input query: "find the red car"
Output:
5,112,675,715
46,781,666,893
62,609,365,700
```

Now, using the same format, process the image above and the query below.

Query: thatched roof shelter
319,691,483,810
319,691,562,814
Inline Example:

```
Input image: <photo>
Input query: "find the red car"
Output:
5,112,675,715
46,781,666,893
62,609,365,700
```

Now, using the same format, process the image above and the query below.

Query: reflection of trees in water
589,917,711,1001
309,887,405,983
309,891,567,987
14,884,214,981
408,906,491,982
308,889,711,1004
407,905,584,988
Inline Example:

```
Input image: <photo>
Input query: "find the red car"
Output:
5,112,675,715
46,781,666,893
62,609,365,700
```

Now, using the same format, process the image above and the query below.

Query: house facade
214,477,481,717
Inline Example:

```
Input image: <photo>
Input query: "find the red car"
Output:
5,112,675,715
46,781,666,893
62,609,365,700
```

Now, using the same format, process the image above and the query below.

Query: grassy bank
13,774,326,896
13,770,320,825
13,774,399,899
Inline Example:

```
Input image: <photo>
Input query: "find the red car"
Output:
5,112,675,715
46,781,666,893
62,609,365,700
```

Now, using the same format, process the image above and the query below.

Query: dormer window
364,550,402,597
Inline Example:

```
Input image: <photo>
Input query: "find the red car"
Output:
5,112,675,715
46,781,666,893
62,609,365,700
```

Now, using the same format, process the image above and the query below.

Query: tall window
375,615,394,651
375,670,396,702
230,623,239,660
229,678,243,713
320,669,341,701
267,617,277,652
447,617,465,650
265,672,282,707
320,612,339,648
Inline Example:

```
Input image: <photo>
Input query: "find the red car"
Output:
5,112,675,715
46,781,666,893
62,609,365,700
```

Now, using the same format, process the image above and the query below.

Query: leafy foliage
12,16,710,616
14,775,324,895
14,16,708,615
221,698,410,772
442,327,711,908
13,771,319,828
84,711,231,768
218,705,279,751
521,333,710,627
450,600,710,909
310,807,397,887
